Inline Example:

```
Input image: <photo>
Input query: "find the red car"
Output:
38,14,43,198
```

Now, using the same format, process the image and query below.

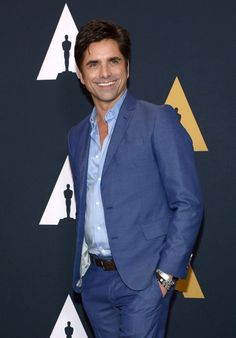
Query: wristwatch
156,269,176,290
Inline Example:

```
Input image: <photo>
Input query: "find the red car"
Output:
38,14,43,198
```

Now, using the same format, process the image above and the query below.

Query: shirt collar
90,89,127,128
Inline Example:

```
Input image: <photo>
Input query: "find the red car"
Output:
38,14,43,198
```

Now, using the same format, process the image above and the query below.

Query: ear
76,66,85,85
126,61,130,79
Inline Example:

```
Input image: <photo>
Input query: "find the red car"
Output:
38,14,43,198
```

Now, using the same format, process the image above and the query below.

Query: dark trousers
81,260,174,338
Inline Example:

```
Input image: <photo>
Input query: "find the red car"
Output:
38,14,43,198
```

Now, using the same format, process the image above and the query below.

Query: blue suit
68,91,203,336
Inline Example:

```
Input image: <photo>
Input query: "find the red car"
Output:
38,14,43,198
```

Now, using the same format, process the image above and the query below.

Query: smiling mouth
96,81,116,87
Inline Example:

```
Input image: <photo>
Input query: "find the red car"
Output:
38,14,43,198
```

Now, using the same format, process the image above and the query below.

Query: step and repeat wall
1,1,235,337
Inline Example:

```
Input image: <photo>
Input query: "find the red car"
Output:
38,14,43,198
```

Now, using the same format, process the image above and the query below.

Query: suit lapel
75,119,91,199
102,92,137,177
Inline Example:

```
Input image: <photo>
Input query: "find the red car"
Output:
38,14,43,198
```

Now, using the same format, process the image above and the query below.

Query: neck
93,90,126,121
95,103,111,121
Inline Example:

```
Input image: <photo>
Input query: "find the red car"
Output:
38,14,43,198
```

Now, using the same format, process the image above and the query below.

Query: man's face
78,39,129,110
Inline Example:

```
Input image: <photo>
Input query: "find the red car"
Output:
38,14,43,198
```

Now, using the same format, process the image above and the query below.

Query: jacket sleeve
67,128,77,190
153,105,204,279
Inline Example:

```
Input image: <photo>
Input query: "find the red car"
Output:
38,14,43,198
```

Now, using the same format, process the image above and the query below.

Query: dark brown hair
74,19,131,70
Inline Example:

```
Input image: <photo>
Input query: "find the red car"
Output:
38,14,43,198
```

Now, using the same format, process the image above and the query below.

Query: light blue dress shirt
85,90,127,256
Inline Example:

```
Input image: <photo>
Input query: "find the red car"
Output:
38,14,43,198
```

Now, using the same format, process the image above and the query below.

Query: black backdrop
1,1,235,337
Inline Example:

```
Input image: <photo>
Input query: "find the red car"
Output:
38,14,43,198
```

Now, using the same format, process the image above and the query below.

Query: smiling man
68,19,203,338
78,38,128,112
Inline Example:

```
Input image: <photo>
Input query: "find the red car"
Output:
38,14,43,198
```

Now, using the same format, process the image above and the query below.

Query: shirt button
96,201,99,206
95,154,99,159
97,226,101,230
98,177,101,181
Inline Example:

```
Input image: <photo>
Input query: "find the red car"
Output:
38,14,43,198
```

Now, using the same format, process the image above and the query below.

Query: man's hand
158,281,168,297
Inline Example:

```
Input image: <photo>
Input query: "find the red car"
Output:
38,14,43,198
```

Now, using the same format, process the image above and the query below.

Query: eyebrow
85,60,98,66
85,56,122,67
109,56,122,62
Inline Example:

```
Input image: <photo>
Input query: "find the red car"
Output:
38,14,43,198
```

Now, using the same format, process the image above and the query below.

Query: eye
88,61,98,69
110,58,120,65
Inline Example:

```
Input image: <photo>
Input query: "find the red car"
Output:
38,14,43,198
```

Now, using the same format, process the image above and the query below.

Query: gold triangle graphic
165,76,208,151
175,266,205,298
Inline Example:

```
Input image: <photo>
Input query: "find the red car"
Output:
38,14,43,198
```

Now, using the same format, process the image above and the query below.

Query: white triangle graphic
39,156,76,225
50,295,88,338
37,4,78,80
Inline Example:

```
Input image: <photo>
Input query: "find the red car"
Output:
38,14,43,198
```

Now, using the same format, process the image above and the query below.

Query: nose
99,63,111,79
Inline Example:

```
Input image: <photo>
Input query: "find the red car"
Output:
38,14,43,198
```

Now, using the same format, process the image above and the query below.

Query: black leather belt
90,256,117,271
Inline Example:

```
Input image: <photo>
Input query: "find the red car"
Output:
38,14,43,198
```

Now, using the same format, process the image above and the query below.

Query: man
68,19,203,338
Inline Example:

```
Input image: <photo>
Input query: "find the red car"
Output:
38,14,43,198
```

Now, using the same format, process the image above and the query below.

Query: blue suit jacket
68,91,203,292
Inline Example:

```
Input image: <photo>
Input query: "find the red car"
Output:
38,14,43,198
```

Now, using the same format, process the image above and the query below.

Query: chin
98,93,119,102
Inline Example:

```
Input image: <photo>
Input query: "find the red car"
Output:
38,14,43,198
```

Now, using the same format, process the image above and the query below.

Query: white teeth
97,81,115,87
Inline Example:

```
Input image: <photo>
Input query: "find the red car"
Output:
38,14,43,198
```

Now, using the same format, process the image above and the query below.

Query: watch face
156,271,175,290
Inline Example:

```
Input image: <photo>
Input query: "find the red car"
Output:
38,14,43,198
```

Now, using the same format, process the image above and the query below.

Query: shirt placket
93,125,108,251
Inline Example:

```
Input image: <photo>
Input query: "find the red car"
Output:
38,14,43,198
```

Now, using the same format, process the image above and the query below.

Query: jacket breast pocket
140,217,170,240
116,138,151,168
